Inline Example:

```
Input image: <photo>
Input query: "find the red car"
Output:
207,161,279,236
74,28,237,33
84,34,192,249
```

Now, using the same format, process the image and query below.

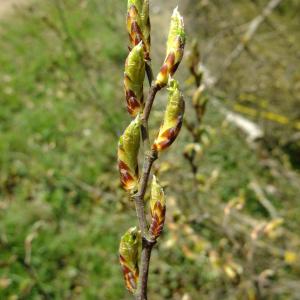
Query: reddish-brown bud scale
152,113,184,151
149,176,166,240
149,201,166,239
127,1,151,60
119,254,139,293
118,160,138,191
124,81,143,116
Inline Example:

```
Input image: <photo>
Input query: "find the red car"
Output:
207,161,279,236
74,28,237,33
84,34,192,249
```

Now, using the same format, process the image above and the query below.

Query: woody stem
133,65,160,300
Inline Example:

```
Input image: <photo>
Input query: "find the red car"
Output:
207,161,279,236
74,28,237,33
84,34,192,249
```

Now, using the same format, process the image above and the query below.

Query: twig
133,150,157,300
133,149,157,239
141,85,160,149
122,5,185,299
137,238,156,300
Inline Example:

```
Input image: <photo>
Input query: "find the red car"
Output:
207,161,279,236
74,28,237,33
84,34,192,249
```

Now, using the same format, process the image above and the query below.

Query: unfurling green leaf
118,116,141,191
124,42,145,117
149,176,166,239
156,7,186,88
153,79,185,152
119,227,141,293
127,0,151,60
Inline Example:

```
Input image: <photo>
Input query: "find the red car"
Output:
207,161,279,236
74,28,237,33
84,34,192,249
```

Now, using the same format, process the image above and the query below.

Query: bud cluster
118,1,186,296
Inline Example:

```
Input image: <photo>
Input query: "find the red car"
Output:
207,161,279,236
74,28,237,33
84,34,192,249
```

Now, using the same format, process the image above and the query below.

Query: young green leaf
153,79,185,152
124,42,145,117
119,227,141,293
118,116,141,191
156,7,186,88
149,176,166,239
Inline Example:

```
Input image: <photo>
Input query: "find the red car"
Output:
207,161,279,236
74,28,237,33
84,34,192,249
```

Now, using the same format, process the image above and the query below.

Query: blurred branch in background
191,0,300,170
249,181,277,219
219,0,283,82
183,41,211,176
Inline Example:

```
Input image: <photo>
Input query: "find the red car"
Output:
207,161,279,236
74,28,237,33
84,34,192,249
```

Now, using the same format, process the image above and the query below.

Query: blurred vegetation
187,0,300,169
0,0,300,299
0,1,133,299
